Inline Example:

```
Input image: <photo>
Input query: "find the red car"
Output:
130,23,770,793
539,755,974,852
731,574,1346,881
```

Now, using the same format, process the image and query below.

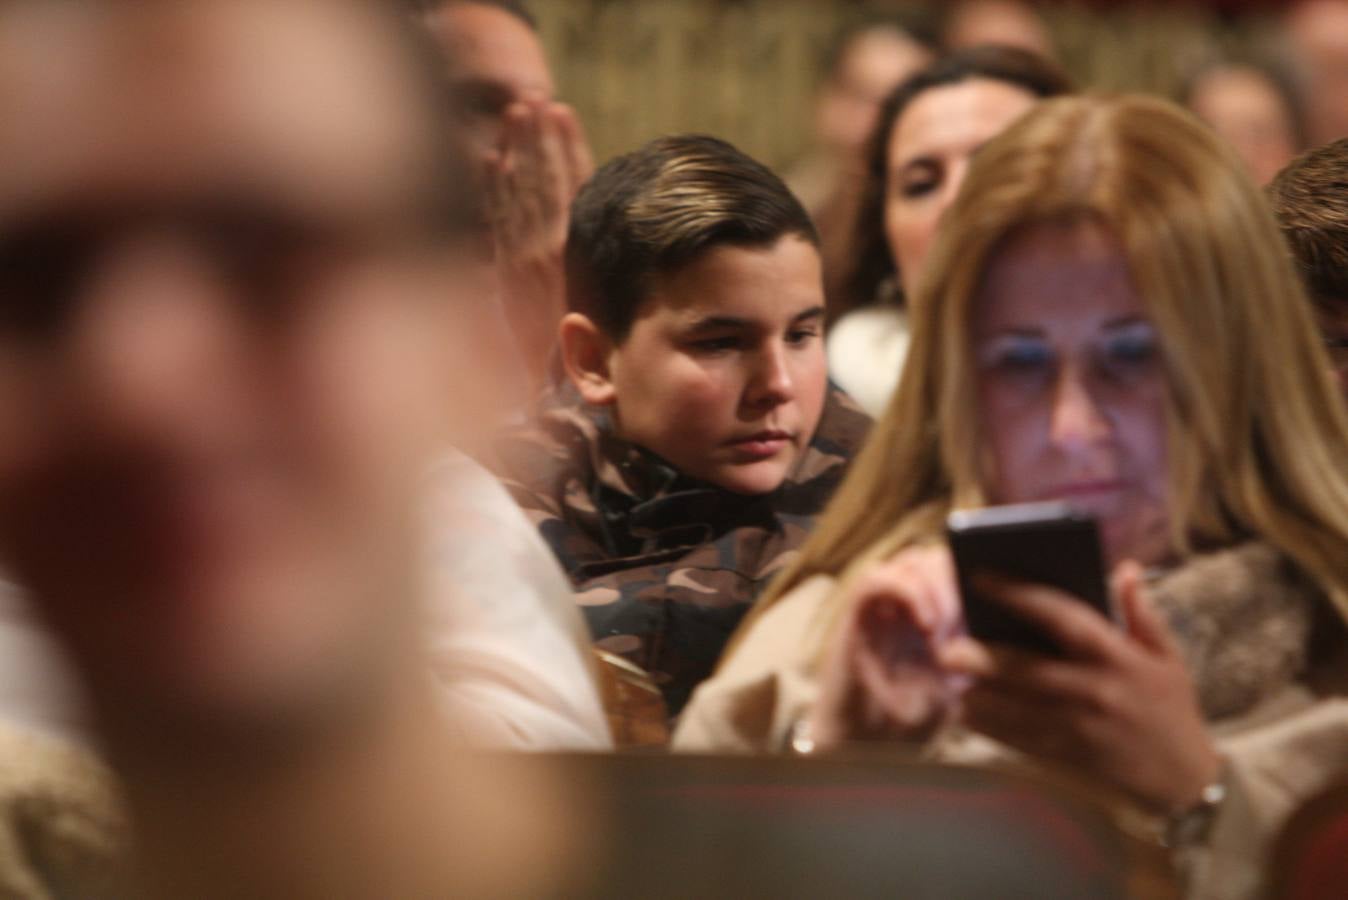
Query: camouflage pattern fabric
491,386,871,716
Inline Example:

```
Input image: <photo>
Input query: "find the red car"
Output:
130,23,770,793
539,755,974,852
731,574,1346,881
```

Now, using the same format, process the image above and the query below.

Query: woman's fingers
961,683,1099,765
971,574,1125,664
940,637,1115,709
1111,561,1177,656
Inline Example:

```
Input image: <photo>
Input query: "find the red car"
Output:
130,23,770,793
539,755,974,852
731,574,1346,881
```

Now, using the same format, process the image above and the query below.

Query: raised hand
482,100,594,386
808,546,968,749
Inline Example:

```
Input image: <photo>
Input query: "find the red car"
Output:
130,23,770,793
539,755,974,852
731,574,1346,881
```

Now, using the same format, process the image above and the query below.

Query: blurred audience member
0,1,583,895
678,95,1348,900
1184,58,1306,185
830,47,1070,415
789,16,935,308
494,135,871,721
0,722,125,898
943,0,1056,59
421,0,594,394
1286,0,1348,146
1270,138,1348,396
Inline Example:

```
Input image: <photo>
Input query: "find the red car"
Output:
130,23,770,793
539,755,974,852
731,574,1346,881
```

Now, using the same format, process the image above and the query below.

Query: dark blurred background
529,0,1300,171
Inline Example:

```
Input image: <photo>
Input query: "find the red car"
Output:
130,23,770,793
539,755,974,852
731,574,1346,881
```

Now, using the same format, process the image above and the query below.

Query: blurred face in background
973,223,1172,567
944,0,1055,59
1286,0,1348,146
815,26,931,161
884,78,1038,298
424,1,555,157
1187,65,1300,185
0,0,466,729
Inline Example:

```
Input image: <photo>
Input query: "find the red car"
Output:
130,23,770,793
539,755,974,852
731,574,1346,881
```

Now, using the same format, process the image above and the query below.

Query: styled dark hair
566,134,819,343
1269,138,1348,315
842,45,1071,320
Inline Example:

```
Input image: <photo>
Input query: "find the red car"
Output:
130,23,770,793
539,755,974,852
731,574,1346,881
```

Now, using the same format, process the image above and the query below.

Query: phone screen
947,503,1112,656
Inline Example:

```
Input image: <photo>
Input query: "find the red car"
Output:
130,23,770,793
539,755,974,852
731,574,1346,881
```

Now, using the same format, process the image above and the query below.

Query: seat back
1271,782,1348,900
552,752,1178,899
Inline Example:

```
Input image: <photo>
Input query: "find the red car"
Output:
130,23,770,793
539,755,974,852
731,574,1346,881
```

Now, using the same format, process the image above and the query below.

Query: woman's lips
1049,480,1128,498
728,430,793,461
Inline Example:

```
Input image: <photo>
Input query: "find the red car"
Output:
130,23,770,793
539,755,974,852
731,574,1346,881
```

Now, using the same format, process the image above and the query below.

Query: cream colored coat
674,544,1348,900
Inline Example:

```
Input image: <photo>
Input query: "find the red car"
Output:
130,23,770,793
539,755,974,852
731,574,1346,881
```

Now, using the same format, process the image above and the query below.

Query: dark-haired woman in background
828,47,1070,416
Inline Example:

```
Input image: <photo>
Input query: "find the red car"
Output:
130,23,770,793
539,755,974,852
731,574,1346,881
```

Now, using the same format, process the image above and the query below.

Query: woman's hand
808,546,968,750
940,562,1222,812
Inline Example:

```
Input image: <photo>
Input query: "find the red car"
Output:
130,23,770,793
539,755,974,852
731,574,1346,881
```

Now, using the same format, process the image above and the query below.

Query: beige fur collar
1155,542,1327,721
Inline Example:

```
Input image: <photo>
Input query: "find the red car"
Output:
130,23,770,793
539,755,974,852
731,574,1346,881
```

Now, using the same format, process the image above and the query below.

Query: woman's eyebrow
1101,315,1151,330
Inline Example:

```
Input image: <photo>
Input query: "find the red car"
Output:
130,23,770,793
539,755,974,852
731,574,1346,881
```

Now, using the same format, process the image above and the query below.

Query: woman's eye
896,163,940,200
990,342,1053,373
1098,327,1160,379
899,177,938,199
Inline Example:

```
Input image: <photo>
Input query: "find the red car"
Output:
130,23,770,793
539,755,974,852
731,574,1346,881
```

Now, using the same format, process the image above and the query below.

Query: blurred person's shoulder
0,580,88,746
487,381,606,512
0,722,128,899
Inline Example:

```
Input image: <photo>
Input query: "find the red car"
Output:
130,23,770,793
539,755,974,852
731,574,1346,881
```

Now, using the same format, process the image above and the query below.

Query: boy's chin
705,458,792,496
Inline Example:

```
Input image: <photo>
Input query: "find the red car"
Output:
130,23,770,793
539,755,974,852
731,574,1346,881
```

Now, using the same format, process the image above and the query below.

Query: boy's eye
689,336,742,353
786,326,819,346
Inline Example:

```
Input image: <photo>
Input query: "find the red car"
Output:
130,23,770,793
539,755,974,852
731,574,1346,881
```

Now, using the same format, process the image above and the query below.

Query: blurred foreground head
0,0,478,741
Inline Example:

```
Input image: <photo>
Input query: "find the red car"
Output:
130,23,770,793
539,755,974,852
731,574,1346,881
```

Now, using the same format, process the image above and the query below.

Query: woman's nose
1048,364,1111,450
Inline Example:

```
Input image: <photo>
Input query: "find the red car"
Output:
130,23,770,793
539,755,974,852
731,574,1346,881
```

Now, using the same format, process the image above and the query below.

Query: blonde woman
675,95,1348,899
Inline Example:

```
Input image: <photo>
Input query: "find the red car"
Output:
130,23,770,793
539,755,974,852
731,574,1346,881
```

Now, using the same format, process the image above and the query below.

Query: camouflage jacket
491,386,871,716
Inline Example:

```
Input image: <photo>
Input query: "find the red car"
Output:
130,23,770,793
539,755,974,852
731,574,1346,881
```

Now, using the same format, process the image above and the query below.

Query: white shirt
423,453,612,750
827,305,910,418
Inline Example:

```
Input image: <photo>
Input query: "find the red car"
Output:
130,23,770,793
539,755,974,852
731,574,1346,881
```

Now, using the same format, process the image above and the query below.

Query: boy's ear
559,313,617,406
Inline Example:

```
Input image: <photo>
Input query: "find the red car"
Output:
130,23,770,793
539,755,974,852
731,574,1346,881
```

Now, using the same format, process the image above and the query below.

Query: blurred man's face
424,2,555,156
0,1,463,728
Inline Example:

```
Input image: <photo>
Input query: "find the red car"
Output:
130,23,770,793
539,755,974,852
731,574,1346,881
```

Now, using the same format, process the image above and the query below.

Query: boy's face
603,236,829,495
0,1,466,726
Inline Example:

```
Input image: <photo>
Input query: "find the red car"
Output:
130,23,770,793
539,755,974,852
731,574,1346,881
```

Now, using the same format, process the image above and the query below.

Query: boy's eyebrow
683,305,825,334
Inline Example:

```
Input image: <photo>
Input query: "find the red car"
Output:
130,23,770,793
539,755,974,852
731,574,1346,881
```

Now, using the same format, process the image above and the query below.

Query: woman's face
972,223,1172,567
885,78,1039,298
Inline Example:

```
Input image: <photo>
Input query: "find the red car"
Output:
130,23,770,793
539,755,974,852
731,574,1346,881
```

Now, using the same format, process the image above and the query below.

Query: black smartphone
947,502,1114,656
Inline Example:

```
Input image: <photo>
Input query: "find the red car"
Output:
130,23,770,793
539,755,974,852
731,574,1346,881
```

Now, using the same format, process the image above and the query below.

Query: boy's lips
728,429,794,460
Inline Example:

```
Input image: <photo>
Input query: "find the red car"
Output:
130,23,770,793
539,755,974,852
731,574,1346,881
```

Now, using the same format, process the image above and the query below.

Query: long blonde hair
740,94,1348,654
